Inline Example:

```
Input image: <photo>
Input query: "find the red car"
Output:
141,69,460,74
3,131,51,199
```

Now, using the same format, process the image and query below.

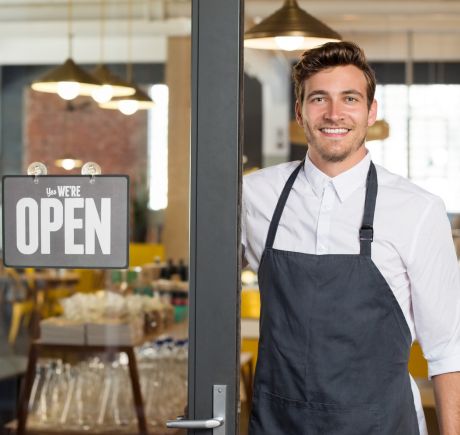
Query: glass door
167,0,243,433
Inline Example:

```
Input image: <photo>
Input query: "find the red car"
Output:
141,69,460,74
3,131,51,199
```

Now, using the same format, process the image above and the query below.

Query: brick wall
24,89,148,180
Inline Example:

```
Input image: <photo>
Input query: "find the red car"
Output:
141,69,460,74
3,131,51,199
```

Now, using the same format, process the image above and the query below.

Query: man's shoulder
243,161,301,212
375,163,444,213
244,160,301,190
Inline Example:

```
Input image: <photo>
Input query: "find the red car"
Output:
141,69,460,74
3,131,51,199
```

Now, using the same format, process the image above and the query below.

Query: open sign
2,176,129,268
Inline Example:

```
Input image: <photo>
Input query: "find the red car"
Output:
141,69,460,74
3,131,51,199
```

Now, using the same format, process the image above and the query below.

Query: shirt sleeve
407,197,460,378
241,176,262,272
241,184,248,251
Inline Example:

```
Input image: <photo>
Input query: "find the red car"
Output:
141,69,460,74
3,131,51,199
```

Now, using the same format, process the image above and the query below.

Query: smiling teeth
322,128,349,134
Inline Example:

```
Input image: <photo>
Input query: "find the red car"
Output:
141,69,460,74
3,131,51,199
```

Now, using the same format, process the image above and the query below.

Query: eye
345,96,358,103
311,96,325,103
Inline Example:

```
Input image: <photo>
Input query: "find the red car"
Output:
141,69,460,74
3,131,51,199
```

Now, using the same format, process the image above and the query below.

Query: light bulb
57,81,80,100
92,85,114,104
118,99,139,115
274,36,305,51
61,159,76,171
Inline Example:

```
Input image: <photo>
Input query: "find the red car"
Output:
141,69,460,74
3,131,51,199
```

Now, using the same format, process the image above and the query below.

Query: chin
320,146,351,161
323,153,350,163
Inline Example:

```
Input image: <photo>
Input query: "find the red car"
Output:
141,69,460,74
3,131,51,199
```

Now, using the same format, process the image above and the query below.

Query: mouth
319,127,351,138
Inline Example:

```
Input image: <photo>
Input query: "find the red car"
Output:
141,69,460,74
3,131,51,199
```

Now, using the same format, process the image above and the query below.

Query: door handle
166,416,223,429
166,385,226,434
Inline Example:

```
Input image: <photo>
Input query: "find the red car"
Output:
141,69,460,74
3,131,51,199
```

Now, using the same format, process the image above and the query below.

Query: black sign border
2,174,130,269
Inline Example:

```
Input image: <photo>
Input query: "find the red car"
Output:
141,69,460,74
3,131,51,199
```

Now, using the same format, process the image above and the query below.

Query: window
148,84,169,211
370,84,460,212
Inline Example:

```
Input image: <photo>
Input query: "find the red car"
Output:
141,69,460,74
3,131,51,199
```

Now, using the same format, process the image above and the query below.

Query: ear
295,100,303,127
367,99,378,127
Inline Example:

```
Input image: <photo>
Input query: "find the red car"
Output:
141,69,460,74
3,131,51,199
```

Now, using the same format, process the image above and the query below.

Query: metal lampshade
31,58,101,98
244,0,341,51
99,85,155,115
91,65,136,97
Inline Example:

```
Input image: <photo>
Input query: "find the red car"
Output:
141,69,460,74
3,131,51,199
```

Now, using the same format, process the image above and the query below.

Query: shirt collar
303,150,371,203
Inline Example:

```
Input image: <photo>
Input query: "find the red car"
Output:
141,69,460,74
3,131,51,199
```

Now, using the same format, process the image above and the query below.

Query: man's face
295,65,377,164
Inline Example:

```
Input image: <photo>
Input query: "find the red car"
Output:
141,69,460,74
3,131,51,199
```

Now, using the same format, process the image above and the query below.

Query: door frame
188,0,244,434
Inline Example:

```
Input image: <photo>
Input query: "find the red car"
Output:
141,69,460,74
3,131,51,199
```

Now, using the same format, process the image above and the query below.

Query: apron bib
249,161,419,435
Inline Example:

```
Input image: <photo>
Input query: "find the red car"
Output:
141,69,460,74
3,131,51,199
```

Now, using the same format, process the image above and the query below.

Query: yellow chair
41,287,72,318
129,243,164,267
8,299,34,344
241,289,261,374
409,341,428,378
241,289,260,319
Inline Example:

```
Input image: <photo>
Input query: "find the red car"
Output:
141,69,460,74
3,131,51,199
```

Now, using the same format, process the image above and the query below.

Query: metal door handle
166,416,223,429
166,385,226,434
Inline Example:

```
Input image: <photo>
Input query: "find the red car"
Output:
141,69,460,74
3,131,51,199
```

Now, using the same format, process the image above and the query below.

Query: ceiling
0,0,459,63
0,0,457,30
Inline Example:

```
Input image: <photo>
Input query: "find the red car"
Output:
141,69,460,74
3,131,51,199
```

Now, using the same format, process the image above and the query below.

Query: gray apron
249,161,420,435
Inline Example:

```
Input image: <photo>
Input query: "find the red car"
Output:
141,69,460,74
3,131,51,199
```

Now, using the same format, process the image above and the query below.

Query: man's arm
433,371,460,434
405,197,460,433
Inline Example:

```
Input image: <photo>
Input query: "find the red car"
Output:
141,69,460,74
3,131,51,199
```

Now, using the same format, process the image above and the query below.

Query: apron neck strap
265,160,304,249
264,159,379,255
359,162,378,256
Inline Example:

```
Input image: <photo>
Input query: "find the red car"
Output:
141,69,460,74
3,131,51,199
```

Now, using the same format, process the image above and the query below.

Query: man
242,41,460,435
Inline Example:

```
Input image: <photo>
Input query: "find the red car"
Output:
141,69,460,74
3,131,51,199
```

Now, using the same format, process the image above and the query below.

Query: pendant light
99,66,155,115
31,0,101,100
98,0,154,114
55,157,83,171
244,0,341,52
91,0,135,104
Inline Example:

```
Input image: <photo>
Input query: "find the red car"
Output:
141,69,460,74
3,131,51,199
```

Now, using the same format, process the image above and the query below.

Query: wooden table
17,342,147,435
15,321,189,435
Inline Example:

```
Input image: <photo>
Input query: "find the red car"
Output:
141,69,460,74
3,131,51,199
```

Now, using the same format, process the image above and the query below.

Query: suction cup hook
81,162,102,184
27,162,48,184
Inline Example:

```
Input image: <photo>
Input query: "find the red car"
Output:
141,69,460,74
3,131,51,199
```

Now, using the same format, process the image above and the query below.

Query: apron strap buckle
359,226,374,241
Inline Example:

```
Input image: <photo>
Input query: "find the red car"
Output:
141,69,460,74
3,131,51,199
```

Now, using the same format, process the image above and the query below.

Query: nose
323,100,344,123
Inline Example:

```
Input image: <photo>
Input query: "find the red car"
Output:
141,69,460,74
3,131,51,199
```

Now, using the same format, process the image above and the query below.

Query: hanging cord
99,0,106,65
126,0,133,83
67,0,73,58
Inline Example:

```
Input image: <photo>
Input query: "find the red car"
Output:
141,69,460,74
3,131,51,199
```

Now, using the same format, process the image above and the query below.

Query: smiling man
243,42,460,435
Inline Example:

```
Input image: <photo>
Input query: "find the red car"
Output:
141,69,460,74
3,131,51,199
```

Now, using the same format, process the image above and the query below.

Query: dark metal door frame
188,0,244,433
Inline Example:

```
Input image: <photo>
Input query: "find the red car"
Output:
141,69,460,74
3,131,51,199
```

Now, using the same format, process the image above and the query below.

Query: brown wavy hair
292,41,376,108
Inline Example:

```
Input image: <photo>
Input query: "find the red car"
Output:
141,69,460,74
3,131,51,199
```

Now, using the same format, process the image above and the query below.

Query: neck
308,146,368,178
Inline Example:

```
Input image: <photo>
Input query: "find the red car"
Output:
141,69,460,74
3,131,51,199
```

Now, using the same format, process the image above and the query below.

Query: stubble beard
305,126,367,163
316,136,366,163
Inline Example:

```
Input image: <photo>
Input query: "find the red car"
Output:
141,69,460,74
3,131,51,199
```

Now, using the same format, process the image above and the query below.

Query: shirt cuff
428,354,460,379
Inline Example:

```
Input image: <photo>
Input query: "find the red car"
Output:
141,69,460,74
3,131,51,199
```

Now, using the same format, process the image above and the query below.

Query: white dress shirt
242,151,460,435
